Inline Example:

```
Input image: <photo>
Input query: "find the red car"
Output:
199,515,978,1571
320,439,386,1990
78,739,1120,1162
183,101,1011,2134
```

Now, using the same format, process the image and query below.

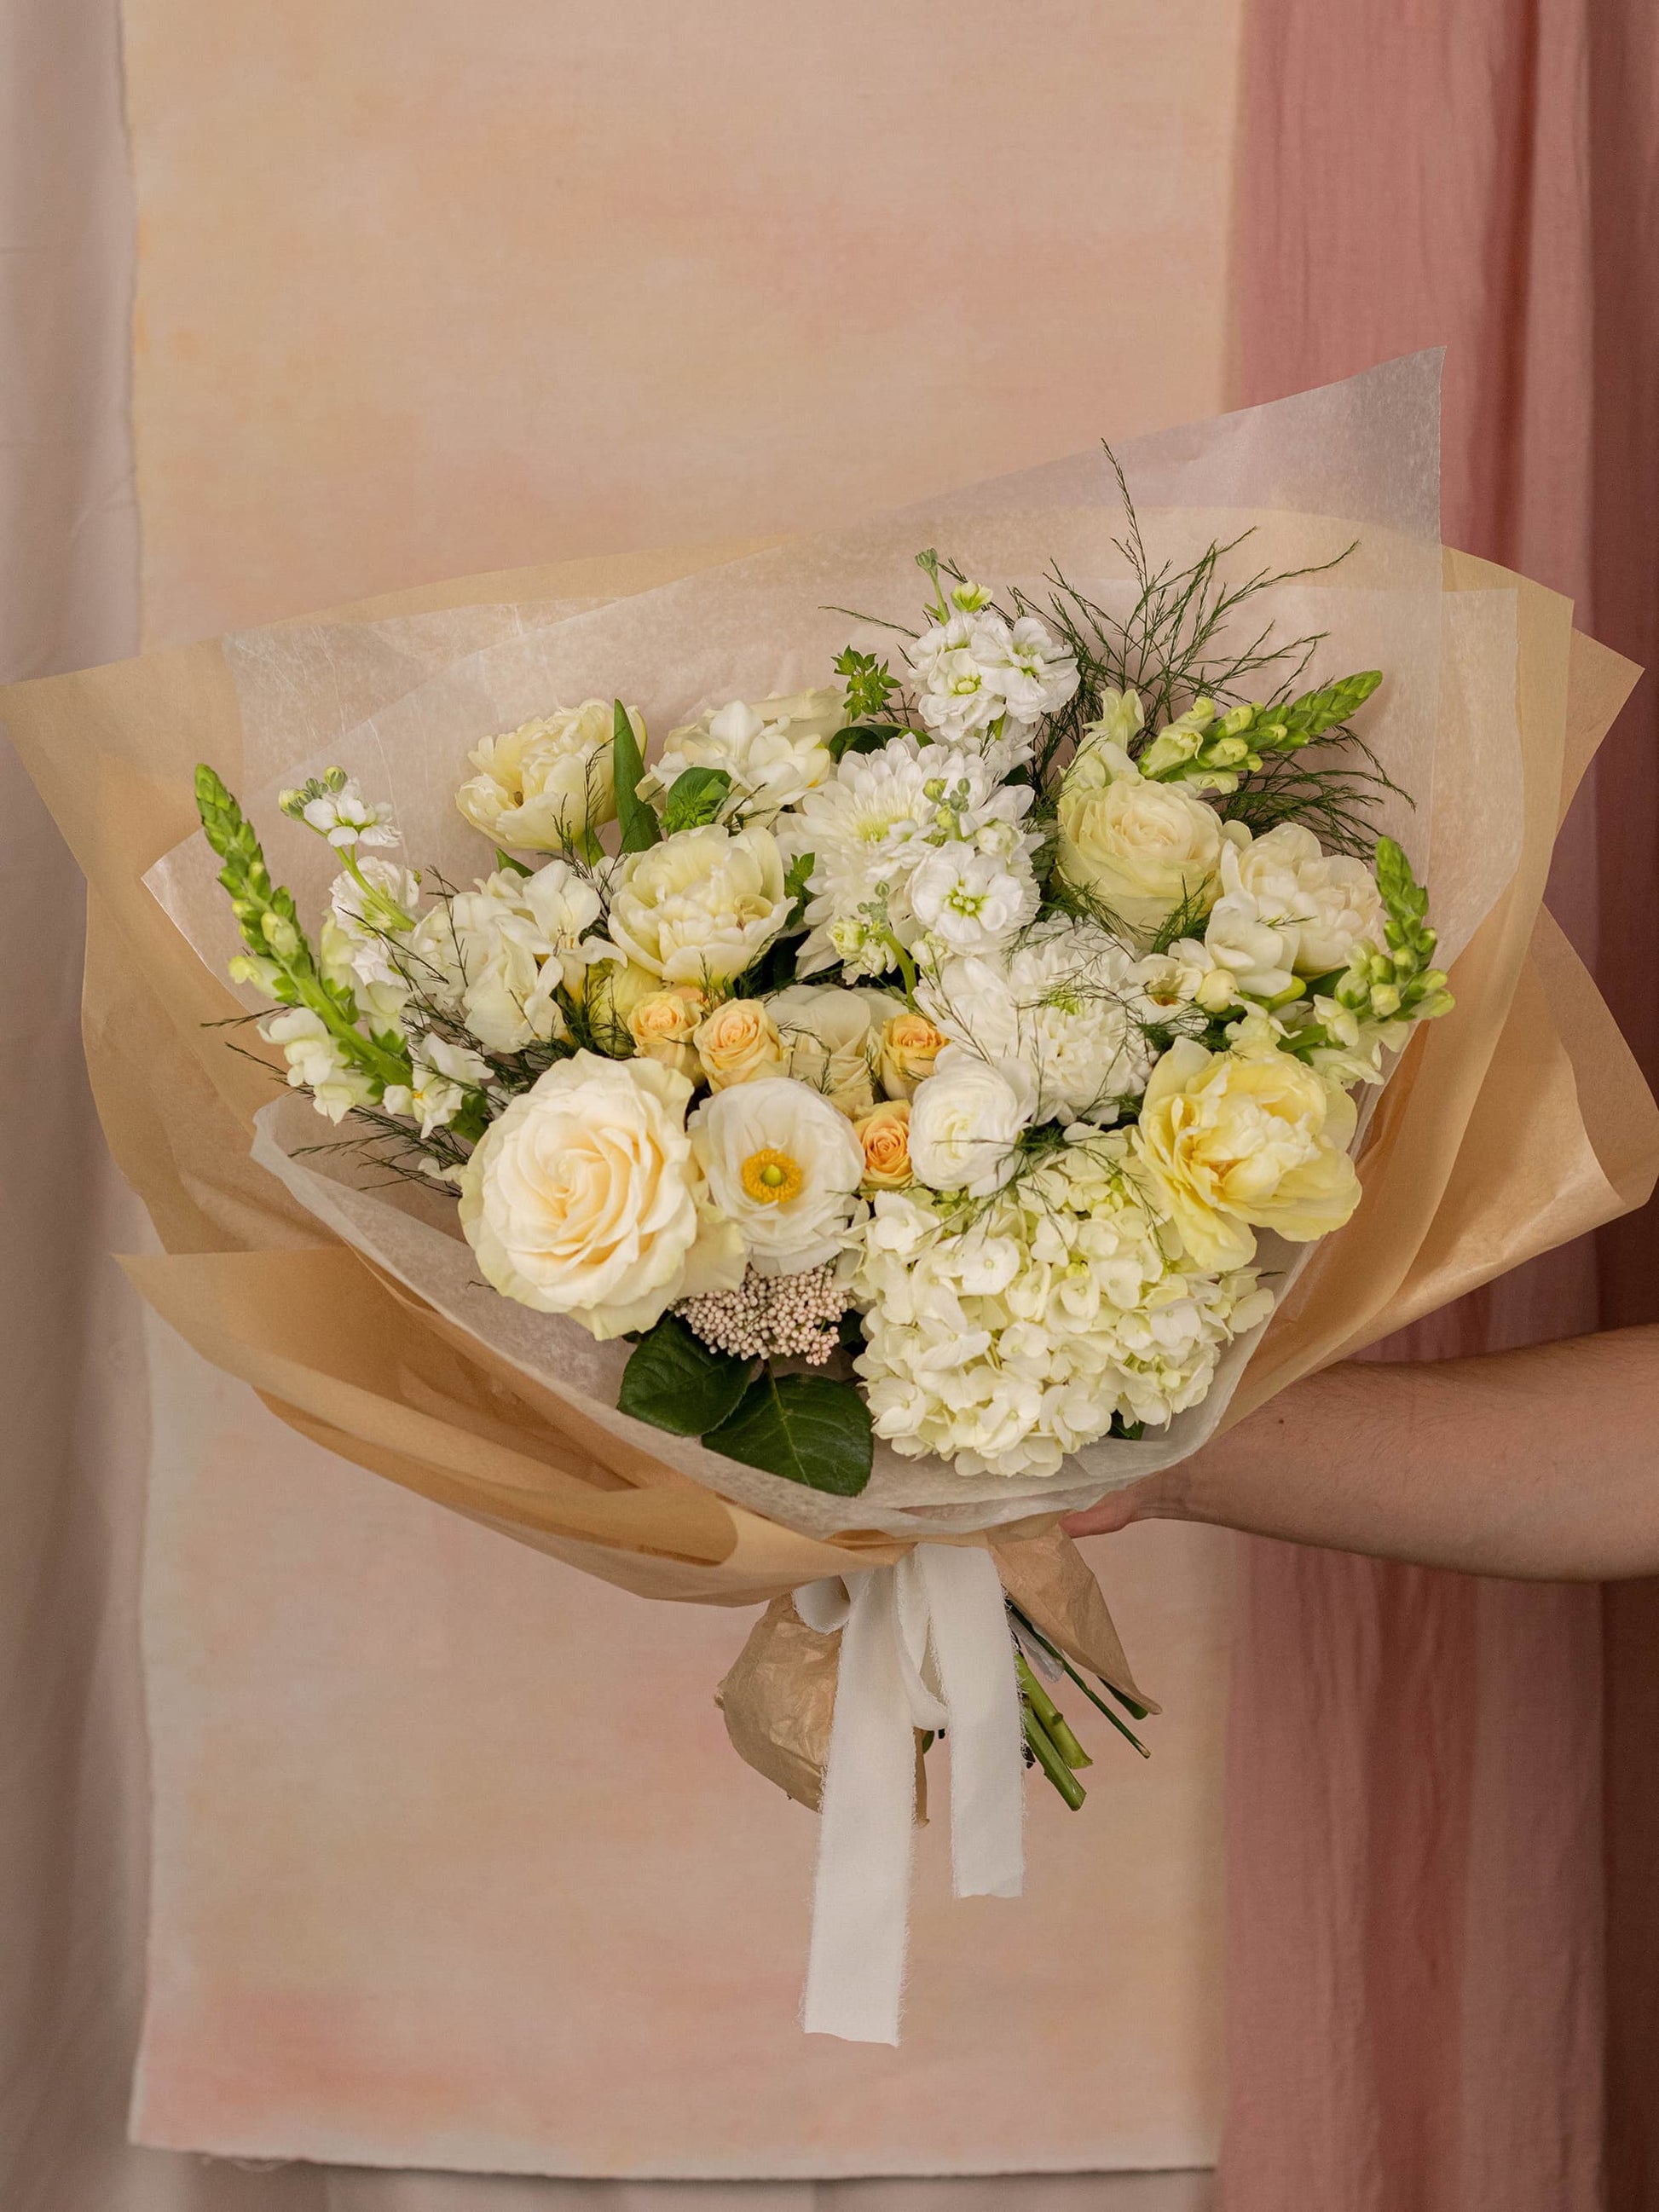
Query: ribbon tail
801,1571,916,2043
918,1544,1026,1901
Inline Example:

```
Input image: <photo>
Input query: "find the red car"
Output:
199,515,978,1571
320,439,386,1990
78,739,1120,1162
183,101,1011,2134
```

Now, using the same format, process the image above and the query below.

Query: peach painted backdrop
123,0,1246,2174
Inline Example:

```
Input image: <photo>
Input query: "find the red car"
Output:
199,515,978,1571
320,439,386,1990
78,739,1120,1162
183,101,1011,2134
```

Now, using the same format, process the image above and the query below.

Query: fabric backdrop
1223,1,1659,2206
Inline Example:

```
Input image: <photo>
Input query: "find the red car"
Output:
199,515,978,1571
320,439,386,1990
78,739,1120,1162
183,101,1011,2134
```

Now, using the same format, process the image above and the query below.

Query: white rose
907,1046,1036,1197
910,841,1038,956
691,1076,867,1276
1056,742,1224,938
642,687,843,823
458,1052,743,1337
765,984,904,1119
1231,822,1385,976
605,824,792,986
455,701,627,851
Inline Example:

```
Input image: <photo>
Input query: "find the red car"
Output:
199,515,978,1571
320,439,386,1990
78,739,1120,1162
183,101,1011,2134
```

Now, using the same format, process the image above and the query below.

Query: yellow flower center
741,1146,803,1204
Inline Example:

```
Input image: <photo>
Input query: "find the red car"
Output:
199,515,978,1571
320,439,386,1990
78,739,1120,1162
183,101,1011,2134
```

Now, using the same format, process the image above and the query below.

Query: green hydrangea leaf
705,1371,874,1495
618,1314,751,1436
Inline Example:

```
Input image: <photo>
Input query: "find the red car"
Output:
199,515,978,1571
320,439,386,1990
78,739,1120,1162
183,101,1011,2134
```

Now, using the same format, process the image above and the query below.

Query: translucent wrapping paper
6,355,1655,1610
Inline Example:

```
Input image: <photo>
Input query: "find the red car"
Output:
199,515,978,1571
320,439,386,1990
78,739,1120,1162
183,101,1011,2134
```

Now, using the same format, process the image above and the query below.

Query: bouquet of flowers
12,356,1653,2044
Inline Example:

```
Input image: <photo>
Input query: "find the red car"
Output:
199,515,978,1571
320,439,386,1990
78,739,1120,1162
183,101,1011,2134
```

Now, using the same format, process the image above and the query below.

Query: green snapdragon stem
1014,1650,1091,1768
1022,1701,1087,1810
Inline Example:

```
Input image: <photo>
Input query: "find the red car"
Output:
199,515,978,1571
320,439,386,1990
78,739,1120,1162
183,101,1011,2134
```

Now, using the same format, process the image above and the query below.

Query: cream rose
627,985,710,1081
455,701,630,851
907,1047,1037,1198
854,1100,913,1189
766,984,904,1119
1056,741,1224,938
458,1052,743,1338
1131,1036,1361,1271
691,1076,866,1275
695,997,785,1090
877,1009,948,1099
605,824,792,985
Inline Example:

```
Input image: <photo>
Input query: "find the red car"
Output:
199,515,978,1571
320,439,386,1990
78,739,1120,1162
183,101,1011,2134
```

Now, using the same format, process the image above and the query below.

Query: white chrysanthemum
922,921,1158,1125
779,745,935,978
691,1076,867,1276
414,860,610,1054
906,609,1078,749
640,688,843,824
606,824,792,986
850,1143,1275,1478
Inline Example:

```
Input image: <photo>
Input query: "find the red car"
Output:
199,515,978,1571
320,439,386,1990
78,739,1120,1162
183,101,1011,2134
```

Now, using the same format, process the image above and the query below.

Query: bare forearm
1068,1326,1659,1580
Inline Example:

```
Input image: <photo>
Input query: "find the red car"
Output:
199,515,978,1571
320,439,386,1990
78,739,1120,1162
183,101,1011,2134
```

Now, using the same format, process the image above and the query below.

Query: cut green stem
1021,1701,1087,1810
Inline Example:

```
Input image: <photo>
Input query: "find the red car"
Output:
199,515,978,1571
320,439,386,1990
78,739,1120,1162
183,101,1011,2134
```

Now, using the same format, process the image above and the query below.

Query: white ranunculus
765,984,905,1119
454,701,627,852
442,861,610,1053
910,841,1038,956
260,1008,379,1123
459,1052,743,1337
605,824,792,986
691,1075,867,1275
1055,741,1225,939
642,688,843,823
1229,821,1386,976
906,1045,1036,1198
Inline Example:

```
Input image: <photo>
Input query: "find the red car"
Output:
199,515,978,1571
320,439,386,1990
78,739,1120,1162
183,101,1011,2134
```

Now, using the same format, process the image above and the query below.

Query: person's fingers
1061,1491,1140,1539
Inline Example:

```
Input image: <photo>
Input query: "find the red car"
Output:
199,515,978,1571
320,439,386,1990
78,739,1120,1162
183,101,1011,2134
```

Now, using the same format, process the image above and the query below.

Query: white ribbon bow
794,1542,1026,2043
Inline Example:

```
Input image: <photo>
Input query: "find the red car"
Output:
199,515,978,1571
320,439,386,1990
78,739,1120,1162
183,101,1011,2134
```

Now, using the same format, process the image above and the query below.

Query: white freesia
383,1033,492,1136
431,861,610,1054
642,688,843,823
454,701,625,851
922,921,1156,1124
852,1145,1274,1477
766,984,905,1119
606,824,792,986
260,1008,378,1123
458,1052,743,1338
907,1046,1037,1197
691,1076,867,1275
1055,740,1225,938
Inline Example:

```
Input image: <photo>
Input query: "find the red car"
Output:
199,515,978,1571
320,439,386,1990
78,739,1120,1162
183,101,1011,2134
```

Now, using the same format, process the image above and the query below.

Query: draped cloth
1225,1,1659,2203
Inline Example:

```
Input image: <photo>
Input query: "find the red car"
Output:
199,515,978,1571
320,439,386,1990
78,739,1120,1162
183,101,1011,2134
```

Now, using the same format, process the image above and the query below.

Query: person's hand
1061,1467,1187,1541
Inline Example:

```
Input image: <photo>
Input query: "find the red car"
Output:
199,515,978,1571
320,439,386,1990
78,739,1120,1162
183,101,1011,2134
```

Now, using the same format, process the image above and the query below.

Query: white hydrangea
639,688,843,824
906,609,1078,752
921,920,1160,1125
851,1144,1274,1478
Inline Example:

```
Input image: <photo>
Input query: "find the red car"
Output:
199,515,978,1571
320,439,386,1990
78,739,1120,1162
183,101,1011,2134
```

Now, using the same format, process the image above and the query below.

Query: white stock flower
910,841,1038,956
437,861,610,1054
260,1008,378,1123
605,824,792,986
382,1033,492,1136
907,1046,1036,1197
907,609,1077,749
691,1076,866,1276
454,701,625,852
458,1052,743,1338
1055,741,1225,939
922,921,1156,1125
319,858,422,1029
765,984,904,1119
642,688,843,823
293,779,398,851
850,1141,1275,1478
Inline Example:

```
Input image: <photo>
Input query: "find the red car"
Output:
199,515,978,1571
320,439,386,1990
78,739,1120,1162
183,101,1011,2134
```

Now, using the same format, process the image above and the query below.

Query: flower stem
1022,1700,1087,1810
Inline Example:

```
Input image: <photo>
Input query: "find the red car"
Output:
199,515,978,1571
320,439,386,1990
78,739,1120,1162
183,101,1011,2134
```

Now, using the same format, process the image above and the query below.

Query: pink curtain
1223,0,1659,2204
